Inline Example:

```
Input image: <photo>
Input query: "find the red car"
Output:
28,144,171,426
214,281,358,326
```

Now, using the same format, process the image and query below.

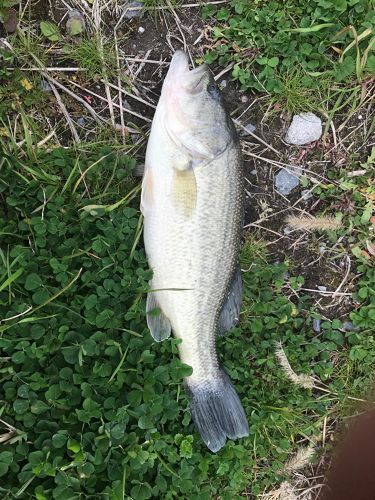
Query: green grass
0,138,374,498
65,37,118,80
266,68,333,115
141,0,181,10
202,0,375,117
0,1,374,498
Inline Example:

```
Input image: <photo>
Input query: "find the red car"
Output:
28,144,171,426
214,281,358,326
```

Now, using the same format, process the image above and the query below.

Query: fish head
161,51,236,161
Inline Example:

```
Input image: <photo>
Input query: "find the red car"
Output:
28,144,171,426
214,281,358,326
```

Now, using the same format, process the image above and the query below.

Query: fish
141,50,249,452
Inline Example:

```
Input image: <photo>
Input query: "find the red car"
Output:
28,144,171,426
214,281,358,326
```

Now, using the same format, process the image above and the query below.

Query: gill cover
161,51,234,162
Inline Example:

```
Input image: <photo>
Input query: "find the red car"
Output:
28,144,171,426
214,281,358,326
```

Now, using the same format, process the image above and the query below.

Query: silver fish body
141,51,249,452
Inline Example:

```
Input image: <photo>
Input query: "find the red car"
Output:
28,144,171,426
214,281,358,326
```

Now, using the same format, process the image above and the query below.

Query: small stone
285,112,322,145
125,1,143,19
122,99,132,110
77,117,87,126
283,227,293,235
241,123,256,136
138,26,145,34
241,95,248,103
250,169,257,175
313,319,321,333
219,79,227,89
317,285,327,292
66,9,85,36
301,189,312,201
275,166,302,196
3,8,17,33
342,322,360,332
41,78,52,92
0,38,12,53
319,243,326,254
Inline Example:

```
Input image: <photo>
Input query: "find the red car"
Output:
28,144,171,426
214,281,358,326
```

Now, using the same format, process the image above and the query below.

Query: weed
2,140,372,497
267,68,332,115
141,0,181,11
64,37,118,80
202,0,375,106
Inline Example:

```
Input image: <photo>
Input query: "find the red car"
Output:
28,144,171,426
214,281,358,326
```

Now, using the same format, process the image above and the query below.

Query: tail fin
185,369,249,452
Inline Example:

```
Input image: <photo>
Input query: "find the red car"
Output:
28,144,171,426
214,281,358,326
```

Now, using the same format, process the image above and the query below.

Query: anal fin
218,266,243,335
146,292,171,342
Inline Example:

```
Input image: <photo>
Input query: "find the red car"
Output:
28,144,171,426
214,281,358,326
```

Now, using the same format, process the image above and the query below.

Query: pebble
240,95,248,103
319,243,326,254
301,189,313,201
138,26,145,34
219,79,227,89
250,169,257,175
275,166,302,196
125,1,143,19
342,322,360,332
66,9,85,36
313,319,321,333
77,117,87,126
122,99,132,110
317,285,327,292
41,78,52,92
285,112,322,145
240,123,256,136
0,38,12,52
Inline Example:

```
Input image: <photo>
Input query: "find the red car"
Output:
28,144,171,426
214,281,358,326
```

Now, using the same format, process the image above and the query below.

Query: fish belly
143,143,242,383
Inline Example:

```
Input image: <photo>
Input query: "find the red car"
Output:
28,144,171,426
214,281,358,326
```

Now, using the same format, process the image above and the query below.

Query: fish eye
207,83,219,97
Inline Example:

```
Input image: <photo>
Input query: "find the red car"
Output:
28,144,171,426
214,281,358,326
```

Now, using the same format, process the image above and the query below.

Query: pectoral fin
171,167,197,218
218,266,243,335
140,168,154,215
146,292,171,342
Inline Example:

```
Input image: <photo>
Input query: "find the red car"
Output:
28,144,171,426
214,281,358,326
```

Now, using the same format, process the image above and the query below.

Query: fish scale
141,51,249,452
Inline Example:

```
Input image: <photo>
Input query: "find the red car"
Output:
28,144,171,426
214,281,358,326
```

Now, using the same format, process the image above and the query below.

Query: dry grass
275,342,315,389
285,215,343,231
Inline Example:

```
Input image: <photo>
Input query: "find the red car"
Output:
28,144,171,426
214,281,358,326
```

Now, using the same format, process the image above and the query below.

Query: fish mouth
167,51,209,93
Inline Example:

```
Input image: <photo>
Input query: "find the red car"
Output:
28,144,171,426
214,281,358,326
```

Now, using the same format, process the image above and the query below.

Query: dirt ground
3,1,374,497
20,1,368,328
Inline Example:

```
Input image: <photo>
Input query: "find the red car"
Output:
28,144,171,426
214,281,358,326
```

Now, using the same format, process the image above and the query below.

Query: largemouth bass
141,51,249,452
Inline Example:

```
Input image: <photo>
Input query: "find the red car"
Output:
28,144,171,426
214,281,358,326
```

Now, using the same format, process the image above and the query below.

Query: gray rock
122,99,132,110
240,122,256,136
313,319,321,333
77,117,87,126
41,79,52,92
285,112,322,145
219,79,227,89
301,189,313,201
342,321,360,332
317,285,327,292
66,9,85,36
275,166,302,196
124,1,143,19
